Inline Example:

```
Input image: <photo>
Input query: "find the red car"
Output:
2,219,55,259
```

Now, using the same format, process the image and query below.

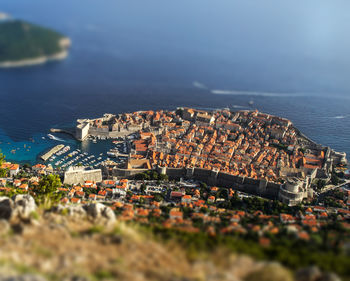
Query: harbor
37,133,132,171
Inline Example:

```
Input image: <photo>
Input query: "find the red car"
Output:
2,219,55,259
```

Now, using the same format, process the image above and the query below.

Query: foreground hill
0,195,343,281
0,20,70,67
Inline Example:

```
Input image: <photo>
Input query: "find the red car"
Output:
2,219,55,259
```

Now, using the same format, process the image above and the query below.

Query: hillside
0,20,70,67
0,195,343,281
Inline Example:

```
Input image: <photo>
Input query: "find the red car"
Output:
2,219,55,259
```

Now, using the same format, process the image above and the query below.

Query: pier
41,144,65,161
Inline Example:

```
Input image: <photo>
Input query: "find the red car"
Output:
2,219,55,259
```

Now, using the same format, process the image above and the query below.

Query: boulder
49,204,65,214
319,273,341,281
66,205,86,218
12,195,37,220
0,197,14,220
83,203,116,225
295,266,322,281
50,204,86,218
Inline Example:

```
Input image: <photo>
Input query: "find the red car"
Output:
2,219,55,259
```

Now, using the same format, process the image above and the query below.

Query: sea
0,0,349,164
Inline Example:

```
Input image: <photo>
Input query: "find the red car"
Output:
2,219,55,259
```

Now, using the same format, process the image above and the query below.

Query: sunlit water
0,0,349,163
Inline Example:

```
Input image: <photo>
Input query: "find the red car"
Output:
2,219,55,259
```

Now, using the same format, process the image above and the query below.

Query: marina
38,134,130,171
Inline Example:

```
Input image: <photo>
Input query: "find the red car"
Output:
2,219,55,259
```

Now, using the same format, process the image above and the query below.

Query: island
0,19,70,68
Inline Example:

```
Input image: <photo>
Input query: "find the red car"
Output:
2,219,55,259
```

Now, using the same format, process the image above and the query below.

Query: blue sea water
0,0,349,164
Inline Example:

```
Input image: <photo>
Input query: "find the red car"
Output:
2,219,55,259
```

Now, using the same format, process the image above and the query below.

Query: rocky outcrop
12,195,37,220
0,195,37,221
295,267,341,281
0,197,13,220
50,203,116,226
51,204,87,218
83,203,116,226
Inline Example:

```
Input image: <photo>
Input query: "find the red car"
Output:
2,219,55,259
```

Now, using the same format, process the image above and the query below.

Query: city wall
109,164,280,200
88,127,140,138
111,168,149,178
154,166,280,199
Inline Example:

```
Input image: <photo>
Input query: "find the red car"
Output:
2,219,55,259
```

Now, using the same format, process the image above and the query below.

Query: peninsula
49,108,349,206
0,19,70,68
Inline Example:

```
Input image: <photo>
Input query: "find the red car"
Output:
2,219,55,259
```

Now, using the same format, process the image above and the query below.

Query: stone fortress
75,113,159,141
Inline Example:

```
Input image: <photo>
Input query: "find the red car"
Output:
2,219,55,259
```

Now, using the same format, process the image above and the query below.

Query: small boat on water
47,134,55,140
248,100,254,106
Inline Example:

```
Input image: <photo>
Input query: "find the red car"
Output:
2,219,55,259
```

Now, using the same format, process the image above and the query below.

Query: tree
218,188,229,199
0,151,7,178
140,184,147,194
331,173,340,185
317,179,326,190
153,194,163,202
34,174,61,195
151,171,159,180
158,174,168,181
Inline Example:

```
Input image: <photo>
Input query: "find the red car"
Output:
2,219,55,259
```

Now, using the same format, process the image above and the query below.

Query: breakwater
40,144,65,161
50,128,76,139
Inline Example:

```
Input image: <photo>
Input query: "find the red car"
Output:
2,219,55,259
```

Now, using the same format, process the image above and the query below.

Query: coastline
0,37,71,68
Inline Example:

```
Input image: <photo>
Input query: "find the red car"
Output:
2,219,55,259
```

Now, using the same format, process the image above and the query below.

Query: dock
41,144,65,161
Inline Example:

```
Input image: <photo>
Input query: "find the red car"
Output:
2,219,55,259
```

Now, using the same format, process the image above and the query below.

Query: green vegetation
33,174,62,207
271,143,289,153
146,225,350,278
0,20,66,62
86,225,105,235
216,193,301,215
331,172,340,185
134,170,168,181
93,270,115,280
0,150,6,177
34,174,61,195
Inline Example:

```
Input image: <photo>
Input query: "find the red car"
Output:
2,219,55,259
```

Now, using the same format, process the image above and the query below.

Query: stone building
278,178,308,206
76,121,90,141
64,167,102,185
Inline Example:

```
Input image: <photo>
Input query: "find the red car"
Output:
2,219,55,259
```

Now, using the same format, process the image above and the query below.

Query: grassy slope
0,20,64,62
0,211,296,281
